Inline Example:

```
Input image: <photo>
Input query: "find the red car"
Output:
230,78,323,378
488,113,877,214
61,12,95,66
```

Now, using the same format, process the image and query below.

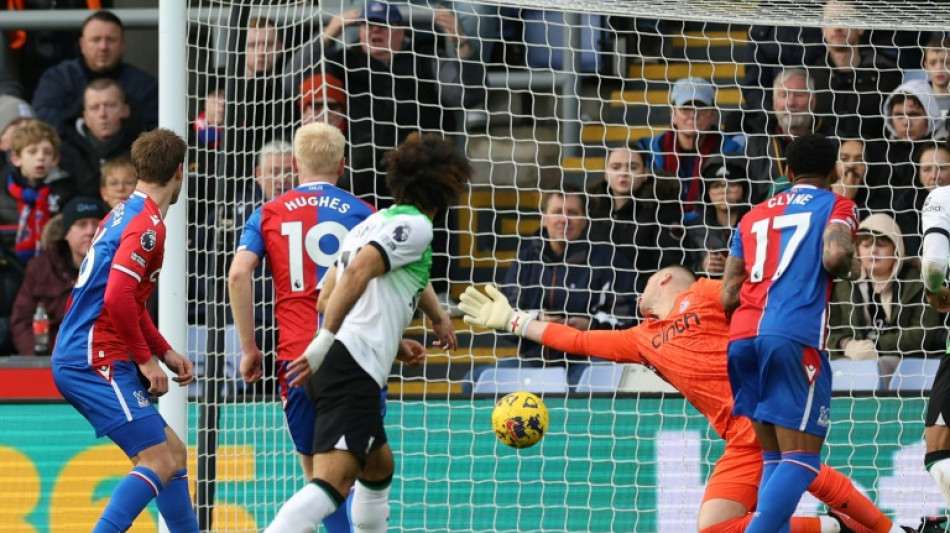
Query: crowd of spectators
0,4,947,397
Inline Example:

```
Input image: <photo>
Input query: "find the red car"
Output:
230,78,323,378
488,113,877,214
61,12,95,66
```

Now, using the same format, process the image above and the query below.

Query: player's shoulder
925,185,950,211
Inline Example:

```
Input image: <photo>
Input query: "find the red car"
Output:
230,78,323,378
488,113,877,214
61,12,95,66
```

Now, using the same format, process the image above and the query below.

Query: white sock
351,478,392,533
929,458,950,506
265,483,339,533
819,515,841,533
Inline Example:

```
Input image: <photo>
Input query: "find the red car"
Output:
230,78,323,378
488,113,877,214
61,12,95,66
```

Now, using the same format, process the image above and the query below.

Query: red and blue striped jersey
54,191,167,367
237,181,375,361
728,185,858,349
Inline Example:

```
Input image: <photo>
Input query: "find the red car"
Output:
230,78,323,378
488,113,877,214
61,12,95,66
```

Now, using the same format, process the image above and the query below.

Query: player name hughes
284,194,354,213
766,191,813,208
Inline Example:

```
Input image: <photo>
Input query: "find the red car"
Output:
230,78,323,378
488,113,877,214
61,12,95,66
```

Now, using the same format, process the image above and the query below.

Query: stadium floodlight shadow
472,367,568,395
574,364,625,395
890,358,941,393
830,359,882,392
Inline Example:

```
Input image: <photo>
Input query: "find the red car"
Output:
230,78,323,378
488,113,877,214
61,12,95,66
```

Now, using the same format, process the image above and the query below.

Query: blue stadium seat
830,359,881,392
574,364,624,394
472,367,568,395
890,358,940,392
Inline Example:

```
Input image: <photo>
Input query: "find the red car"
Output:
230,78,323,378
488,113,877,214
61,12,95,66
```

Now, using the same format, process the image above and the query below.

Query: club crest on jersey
679,297,690,313
133,390,150,408
392,224,411,243
141,229,157,252
817,406,830,427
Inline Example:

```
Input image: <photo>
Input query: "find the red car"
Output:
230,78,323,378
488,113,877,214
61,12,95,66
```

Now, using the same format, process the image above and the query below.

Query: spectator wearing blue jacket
636,77,743,224
31,11,157,135
464,186,636,392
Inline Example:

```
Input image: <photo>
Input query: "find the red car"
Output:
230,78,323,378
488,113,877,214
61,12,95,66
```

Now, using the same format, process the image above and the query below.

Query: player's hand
843,339,878,361
139,357,169,396
288,329,335,387
458,284,531,336
396,338,427,366
926,286,950,312
162,350,195,386
239,346,264,383
429,309,458,351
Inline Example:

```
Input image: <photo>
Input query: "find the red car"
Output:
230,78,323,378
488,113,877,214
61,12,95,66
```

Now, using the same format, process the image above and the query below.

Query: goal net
181,0,950,531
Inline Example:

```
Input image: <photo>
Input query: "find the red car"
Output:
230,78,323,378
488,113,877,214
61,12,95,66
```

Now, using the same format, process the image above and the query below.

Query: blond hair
294,122,345,176
100,155,135,187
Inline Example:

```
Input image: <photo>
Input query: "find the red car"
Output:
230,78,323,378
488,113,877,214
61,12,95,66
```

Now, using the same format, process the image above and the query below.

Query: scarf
660,131,721,220
6,173,50,261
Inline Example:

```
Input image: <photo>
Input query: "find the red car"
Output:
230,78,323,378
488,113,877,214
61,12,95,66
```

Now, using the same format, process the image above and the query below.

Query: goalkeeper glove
458,284,532,336
302,329,335,373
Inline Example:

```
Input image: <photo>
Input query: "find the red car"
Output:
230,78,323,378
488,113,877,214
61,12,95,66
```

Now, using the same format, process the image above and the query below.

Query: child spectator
0,119,73,262
99,156,136,208
10,196,108,355
0,95,35,153
923,35,950,130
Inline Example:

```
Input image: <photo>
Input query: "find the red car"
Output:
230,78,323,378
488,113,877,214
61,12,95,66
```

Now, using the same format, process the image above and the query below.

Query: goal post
178,1,950,531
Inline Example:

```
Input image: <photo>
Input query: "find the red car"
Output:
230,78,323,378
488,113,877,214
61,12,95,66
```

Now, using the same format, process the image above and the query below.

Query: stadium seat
890,358,941,392
618,365,678,394
830,359,881,392
575,364,625,394
472,367,568,394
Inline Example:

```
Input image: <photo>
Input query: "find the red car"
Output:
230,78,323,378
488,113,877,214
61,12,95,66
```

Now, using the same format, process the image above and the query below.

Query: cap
361,1,403,25
701,154,747,183
299,73,347,112
670,77,716,107
0,95,34,135
61,196,109,232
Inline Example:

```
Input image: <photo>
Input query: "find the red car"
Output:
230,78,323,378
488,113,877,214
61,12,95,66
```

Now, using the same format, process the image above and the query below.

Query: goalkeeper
460,265,909,533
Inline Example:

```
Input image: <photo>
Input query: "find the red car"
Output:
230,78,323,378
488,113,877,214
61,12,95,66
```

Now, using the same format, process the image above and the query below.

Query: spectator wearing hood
10,196,108,355
636,77,743,223
827,213,947,386
58,78,145,199
587,145,684,294
685,155,751,278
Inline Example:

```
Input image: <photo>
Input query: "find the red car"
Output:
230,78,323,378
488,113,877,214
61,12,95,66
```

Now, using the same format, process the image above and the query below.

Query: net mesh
182,1,950,530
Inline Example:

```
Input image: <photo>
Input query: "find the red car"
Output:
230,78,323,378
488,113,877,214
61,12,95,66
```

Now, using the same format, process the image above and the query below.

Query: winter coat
58,117,142,198
743,112,834,202
10,240,78,355
32,58,158,134
827,214,946,359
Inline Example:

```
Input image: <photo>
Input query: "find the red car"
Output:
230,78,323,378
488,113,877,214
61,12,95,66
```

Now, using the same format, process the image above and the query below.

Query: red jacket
10,241,78,355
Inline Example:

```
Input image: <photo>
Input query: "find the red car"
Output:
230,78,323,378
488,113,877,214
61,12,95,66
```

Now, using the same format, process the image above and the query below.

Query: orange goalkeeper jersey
541,277,756,448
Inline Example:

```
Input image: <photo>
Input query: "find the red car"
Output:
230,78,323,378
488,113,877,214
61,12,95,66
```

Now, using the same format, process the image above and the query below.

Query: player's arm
227,250,265,382
418,283,457,351
720,255,747,315
921,192,950,311
458,284,641,363
139,310,194,386
288,244,387,386
317,264,337,314
822,221,856,280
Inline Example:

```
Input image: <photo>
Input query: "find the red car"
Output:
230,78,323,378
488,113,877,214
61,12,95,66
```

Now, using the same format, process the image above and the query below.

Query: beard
776,111,813,133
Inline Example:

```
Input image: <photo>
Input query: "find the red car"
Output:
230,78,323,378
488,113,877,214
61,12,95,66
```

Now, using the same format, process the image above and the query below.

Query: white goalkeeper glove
458,284,532,337
302,329,336,373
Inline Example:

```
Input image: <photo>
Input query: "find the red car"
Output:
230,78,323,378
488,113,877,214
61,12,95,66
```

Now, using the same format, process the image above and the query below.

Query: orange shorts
702,441,762,510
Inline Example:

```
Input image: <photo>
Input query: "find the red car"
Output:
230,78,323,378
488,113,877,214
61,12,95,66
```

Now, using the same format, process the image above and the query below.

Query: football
491,391,549,448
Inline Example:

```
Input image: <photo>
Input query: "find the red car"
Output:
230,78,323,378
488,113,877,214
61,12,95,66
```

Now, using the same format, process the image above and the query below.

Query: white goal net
180,0,950,531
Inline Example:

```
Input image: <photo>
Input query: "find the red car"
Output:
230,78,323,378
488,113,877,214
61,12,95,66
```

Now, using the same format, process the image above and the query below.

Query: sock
746,451,821,533
699,514,832,533
93,466,164,532
351,475,392,533
155,469,198,532
809,464,893,533
925,452,950,507
265,478,344,533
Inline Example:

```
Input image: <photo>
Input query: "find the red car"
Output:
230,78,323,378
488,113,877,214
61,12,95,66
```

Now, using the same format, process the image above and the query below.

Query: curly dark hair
384,133,471,213
786,133,837,179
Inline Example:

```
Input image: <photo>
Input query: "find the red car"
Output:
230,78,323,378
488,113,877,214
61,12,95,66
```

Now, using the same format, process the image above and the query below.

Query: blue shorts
53,360,168,457
727,336,832,437
277,361,389,455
